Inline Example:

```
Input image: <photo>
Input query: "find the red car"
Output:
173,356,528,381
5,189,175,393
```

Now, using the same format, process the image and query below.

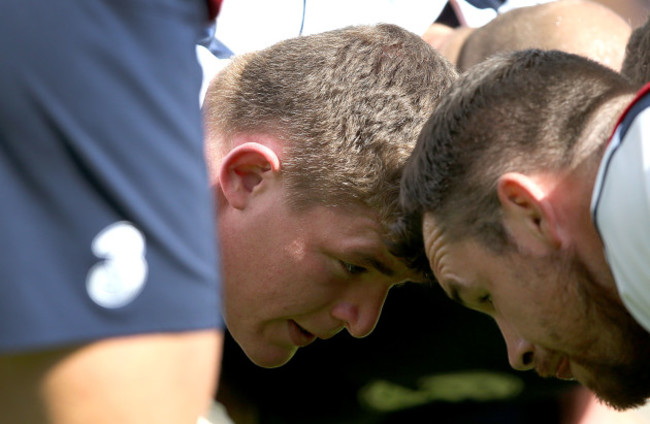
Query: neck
553,94,636,302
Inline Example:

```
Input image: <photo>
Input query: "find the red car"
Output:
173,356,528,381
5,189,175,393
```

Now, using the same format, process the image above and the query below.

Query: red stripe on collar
608,82,650,145
206,0,223,19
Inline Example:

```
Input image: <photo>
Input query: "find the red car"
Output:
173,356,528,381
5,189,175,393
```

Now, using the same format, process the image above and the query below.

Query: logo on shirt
86,221,148,309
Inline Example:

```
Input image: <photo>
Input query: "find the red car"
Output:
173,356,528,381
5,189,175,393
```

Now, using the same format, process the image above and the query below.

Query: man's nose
330,284,390,338
497,318,535,371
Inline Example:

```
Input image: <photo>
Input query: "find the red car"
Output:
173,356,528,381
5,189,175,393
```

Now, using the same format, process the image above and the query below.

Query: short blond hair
204,24,457,233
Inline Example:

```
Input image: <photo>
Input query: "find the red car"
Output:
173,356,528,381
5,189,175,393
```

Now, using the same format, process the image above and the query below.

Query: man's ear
496,172,563,254
219,142,281,210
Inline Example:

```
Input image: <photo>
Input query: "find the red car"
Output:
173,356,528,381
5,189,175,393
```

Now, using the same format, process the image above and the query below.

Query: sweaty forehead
421,213,480,288
421,213,471,304
422,213,448,276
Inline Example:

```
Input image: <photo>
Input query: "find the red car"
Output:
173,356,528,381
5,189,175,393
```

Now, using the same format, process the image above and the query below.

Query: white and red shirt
591,83,650,332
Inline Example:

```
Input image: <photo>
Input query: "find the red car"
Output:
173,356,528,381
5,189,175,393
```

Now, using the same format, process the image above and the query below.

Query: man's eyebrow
359,256,395,277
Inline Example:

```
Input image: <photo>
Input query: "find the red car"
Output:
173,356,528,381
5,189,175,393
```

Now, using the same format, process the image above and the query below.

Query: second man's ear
496,172,564,254
219,142,281,210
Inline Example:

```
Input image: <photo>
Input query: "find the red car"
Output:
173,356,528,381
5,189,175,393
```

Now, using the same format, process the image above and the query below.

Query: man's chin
576,366,650,411
592,389,649,412
241,343,298,368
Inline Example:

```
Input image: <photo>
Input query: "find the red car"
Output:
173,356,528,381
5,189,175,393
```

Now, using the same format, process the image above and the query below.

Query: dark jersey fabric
0,0,222,352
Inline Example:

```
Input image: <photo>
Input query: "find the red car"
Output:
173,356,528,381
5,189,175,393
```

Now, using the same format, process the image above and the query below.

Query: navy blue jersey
0,0,222,352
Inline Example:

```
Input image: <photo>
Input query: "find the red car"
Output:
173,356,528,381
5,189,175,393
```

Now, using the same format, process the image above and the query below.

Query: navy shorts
0,0,223,352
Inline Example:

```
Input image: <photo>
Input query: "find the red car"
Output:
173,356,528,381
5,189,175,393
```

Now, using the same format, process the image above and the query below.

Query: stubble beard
570,253,650,410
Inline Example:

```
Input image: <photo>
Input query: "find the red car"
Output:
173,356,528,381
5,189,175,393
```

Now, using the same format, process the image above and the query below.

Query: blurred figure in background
0,1,224,423
424,0,631,72
622,12,650,87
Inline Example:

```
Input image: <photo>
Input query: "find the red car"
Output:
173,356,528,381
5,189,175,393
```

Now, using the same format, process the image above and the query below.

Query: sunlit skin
214,138,417,368
422,213,650,409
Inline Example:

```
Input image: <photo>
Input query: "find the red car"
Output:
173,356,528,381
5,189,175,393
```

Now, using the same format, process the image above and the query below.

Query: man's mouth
536,355,573,380
288,320,316,347
555,357,574,380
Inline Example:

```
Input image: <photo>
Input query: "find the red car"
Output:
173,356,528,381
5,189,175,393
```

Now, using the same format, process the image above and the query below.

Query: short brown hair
203,24,457,234
394,49,635,277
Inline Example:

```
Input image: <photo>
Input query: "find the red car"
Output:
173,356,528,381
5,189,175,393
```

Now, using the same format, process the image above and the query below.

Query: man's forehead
422,213,438,236
327,207,416,278
419,218,471,305
421,213,446,268
420,213,478,285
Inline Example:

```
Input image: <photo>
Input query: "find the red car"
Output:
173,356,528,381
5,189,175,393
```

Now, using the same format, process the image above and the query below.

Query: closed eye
341,261,367,275
476,294,495,314
480,294,493,305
